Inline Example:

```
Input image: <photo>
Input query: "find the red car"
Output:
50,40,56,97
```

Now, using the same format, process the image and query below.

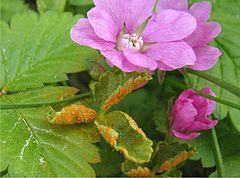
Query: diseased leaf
96,111,153,163
49,104,97,125
0,11,98,92
37,0,67,13
189,0,240,131
0,87,100,176
92,70,152,112
0,0,29,22
188,117,240,177
151,142,195,173
121,160,151,177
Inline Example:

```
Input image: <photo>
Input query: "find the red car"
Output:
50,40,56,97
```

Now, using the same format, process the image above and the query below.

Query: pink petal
123,49,158,70
87,7,118,42
70,19,115,50
189,46,222,70
142,9,197,43
172,129,201,140
188,120,217,132
200,87,217,115
143,42,196,70
157,0,188,12
185,22,221,47
100,50,142,72
93,0,125,34
189,2,211,23
124,0,156,33
172,100,198,131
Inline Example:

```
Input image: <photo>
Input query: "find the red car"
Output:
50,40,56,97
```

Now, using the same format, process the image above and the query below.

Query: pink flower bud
170,87,218,140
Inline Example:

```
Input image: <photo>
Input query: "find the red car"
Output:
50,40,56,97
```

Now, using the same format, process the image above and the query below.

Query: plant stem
209,124,224,177
0,92,91,109
187,69,240,98
165,78,240,110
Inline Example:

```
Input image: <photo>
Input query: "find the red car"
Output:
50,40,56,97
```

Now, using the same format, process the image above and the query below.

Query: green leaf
188,117,240,177
0,11,98,92
0,0,29,22
68,0,94,6
189,0,240,131
92,70,152,112
92,138,124,177
96,111,153,163
37,0,67,13
151,142,195,174
0,87,100,176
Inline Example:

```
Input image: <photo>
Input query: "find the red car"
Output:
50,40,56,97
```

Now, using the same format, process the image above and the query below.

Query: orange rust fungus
0,86,7,96
158,150,195,173
127,167,151,177
51,104,96,125
97,126,118,146
102,77,147,111
124,113,146,136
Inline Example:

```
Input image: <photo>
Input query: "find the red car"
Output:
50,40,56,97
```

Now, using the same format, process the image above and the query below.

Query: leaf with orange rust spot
92,70,152,112
49,104,97,125
150,142,195,174
95,111,153,163
121,160,151,177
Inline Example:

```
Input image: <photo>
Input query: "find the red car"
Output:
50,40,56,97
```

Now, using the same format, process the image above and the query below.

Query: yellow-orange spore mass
103,77,147,112
98,126,118,146
51,104,96,125
158,150,195,173
127,167,151,177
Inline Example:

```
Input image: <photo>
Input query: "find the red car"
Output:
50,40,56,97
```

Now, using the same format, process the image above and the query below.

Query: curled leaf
151,142,195,174
92,70,152,112
158,150,195,173
96,124,119,147
49,104,97,124
95,111,153,163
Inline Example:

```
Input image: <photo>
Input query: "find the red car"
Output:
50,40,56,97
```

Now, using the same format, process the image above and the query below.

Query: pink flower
157,0,222,71
70,0,197,72
170,87,218,140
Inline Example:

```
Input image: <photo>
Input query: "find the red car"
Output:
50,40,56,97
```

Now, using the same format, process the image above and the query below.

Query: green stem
187,70,240,98
0,92,91,109
209,122,224,177
165,78,240,110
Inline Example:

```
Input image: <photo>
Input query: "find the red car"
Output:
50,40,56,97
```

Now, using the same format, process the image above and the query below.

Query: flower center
117,33,144,52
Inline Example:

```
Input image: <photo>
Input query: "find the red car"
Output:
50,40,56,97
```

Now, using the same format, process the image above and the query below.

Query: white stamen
117,33,144,52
